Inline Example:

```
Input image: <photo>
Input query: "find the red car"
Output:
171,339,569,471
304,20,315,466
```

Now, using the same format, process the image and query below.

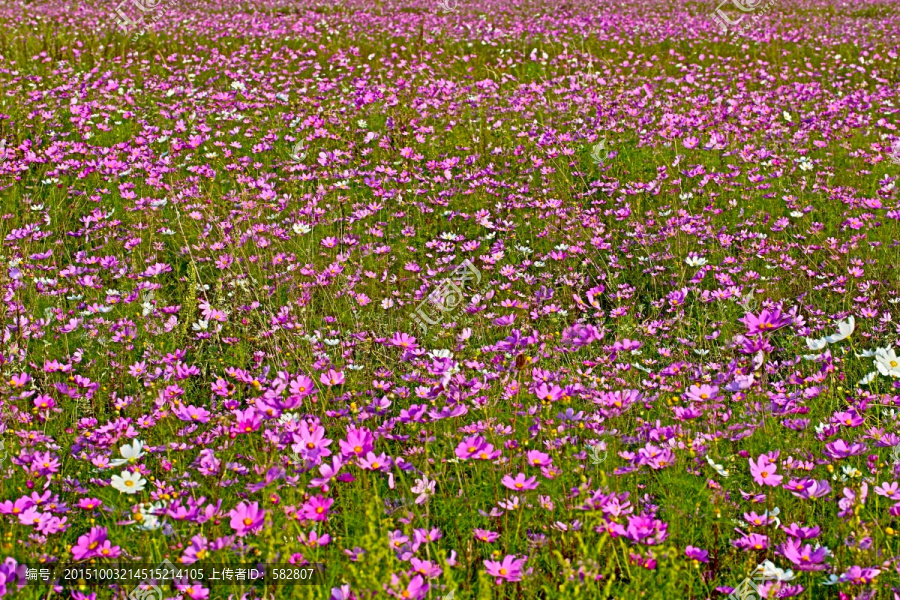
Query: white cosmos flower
858,372,877,386
706,456,729,478
875,347,900,378
806,337,828,351
111,470,147,495
824,316,854,344
109,440,145,467
756,559,794,582
135,501,164,530
411,476,436,504
685,255,707,267
292,222,311,235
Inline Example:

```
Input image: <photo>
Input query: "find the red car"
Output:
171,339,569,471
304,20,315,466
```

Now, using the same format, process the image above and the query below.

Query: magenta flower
288,374,316,399
357,451,392,472
454,435,501,461
778,537,828,571
300,496,333,522
823,439,867,460
389,332,418,349
623,515,668,546
319,369,345,387
72,527,115,560
0,558,26,597
684,384,719,403
732,533,768,551
838,565,881,584
525,450,552,468
685,546,709,563
484,554,527,583
501,473,539,491
474,528,500,543
300,529,331,548
293,421,333,461
783,478,831,499
339,427,374,458
741,308,791,335
749,454,783,487
396,575,427,599
228,501,266,537
174,404,211,423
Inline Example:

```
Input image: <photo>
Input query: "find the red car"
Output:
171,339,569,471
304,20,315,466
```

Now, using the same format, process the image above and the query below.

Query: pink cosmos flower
174,404,211,423
474,528,500,543
293,421,333,462
300,529,331,548
228,501,266,537
454,435,501,461
300,496,333,521
289,374,316,399
357,451,392,472
732,532,768,551
72,527,116,560
501,473,539,491
778,537,828,571
319,369,345,387
339,426,374,458
309,456,344,490
749,454,783,487
77,498,103,511
484,555,527,583
685,384,719,403
389,332,418,349
395,574,427,599
838,565,880,584
525,450,552,468
741,307,791,335
685,546,709,563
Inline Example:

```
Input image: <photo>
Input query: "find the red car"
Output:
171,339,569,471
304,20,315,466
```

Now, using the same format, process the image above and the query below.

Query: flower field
1,0,900,597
